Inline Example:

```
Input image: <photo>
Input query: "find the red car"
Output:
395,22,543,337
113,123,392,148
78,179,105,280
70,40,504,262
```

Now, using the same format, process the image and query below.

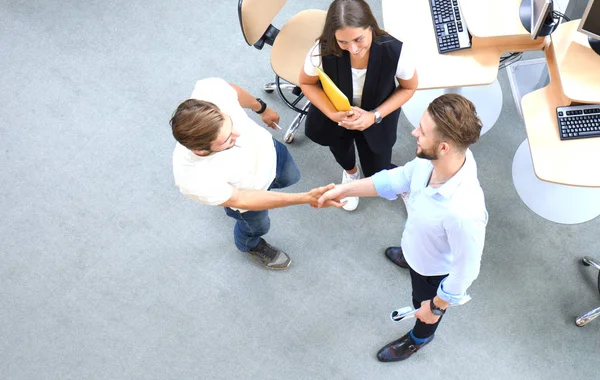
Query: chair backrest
270,9,326,85
238,0,287,46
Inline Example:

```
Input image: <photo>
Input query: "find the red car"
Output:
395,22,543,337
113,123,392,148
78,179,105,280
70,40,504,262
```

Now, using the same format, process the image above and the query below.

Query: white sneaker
341,170,360,211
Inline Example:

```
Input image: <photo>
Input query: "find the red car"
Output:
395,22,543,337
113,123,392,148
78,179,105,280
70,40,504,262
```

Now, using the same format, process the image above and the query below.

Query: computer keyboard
556,104,600,140
428,0,471,54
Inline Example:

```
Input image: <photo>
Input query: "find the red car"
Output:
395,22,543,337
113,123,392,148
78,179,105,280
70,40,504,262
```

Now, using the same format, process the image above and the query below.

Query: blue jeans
224,139,300,252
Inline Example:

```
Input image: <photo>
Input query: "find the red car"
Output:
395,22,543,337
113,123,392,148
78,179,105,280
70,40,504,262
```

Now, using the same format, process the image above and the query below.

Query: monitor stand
588,36,600,56
512,140,600,224
519,0,557,37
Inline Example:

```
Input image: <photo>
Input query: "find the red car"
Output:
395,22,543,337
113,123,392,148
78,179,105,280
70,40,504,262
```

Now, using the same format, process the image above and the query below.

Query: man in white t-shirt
171,78,340,270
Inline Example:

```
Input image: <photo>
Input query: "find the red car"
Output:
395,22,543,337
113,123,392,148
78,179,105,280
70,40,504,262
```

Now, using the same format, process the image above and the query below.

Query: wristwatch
372,109,382,124
255,98,267,114
430,299,446,316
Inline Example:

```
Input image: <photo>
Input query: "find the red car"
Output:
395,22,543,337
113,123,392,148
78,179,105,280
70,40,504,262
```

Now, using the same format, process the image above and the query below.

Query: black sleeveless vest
304,34,403,154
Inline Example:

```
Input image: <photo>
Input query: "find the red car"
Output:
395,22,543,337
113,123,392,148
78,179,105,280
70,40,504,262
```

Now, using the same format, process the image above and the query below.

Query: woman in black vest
299,0,418,211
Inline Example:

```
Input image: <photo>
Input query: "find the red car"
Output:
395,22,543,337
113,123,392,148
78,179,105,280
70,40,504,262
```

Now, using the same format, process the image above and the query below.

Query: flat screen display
579,0,600,39
531,0,552,39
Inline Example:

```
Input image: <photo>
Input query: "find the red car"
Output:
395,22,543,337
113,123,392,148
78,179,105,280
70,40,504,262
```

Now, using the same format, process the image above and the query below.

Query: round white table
402,80,503,136
512,139,600,224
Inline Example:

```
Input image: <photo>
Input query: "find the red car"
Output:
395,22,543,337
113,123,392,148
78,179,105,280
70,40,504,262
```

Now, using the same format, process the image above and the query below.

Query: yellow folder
316,67,352,112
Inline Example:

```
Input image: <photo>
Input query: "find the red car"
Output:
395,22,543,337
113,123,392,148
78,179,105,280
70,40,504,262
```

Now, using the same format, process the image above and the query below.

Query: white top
303,41,415,107
172,78,277,212
372,150,488,304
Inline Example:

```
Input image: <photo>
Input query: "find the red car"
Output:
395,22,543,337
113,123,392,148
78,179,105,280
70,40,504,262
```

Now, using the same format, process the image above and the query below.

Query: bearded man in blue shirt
318,93,488,362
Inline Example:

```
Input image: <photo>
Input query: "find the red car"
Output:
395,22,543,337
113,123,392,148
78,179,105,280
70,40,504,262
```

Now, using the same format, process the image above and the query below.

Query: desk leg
512,139,600,224
401,80,502,136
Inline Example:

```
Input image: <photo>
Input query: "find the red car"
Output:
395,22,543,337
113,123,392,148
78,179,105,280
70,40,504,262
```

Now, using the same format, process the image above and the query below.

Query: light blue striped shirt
372,150,488,304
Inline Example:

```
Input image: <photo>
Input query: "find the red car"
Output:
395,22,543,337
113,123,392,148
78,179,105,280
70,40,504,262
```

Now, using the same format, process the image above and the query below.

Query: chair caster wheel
583,258,591,266
284,132,294,143
264,89,274,94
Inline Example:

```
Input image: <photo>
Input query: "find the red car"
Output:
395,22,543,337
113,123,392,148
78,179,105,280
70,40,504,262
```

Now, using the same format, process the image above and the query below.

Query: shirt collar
429,149,476,199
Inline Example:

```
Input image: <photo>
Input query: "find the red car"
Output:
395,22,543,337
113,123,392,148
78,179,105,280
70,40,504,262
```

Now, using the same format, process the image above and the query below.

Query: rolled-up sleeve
437,278,469,304
372,162,414,200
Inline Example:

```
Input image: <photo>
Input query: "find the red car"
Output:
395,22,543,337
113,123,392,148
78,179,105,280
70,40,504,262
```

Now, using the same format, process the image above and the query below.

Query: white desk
382,0,545,133
514,21,600,224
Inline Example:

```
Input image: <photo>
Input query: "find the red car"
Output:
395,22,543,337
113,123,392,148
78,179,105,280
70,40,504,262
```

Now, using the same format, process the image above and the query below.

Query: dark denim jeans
224,139,300,252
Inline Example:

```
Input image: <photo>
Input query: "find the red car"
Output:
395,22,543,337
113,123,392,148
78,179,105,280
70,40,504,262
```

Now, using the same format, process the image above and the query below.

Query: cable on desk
551,11,570,23
499,52,523,70
498,11,571,71
499,10,570,71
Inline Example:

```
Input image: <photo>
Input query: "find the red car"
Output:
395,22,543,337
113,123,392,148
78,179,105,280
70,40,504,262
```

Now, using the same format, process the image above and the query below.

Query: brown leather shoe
384,247,409,269
377,332,435,362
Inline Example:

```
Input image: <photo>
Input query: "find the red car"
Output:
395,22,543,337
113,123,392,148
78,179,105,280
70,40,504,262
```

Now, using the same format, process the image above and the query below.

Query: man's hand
339,106,376,131
307,184,345,208
415,300,442,325
261,107,281,129
317,184,348,208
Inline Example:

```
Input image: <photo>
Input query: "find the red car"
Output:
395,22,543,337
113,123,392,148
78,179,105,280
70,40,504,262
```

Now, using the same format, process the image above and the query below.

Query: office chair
575,256,600,326
237,0,326,143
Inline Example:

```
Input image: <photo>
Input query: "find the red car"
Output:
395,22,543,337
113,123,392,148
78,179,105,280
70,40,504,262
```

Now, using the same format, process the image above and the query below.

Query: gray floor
1,1,599,379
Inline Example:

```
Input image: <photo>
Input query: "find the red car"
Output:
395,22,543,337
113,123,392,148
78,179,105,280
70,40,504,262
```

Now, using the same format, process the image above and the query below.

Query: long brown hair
318,0,387,57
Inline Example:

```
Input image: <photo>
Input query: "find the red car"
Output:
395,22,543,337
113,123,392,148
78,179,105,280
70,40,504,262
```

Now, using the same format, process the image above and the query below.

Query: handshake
305,183,349,209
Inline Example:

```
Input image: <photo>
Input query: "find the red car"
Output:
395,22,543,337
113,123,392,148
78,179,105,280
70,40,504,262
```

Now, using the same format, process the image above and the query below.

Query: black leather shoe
377,332,435,362
384,247,409,269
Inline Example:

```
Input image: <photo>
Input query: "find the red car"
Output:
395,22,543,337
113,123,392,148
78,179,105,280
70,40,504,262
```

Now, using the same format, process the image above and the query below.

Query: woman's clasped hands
334,107,376,131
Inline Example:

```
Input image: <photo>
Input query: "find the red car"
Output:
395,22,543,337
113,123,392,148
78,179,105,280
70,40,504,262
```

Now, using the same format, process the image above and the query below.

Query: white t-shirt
303,41,415,107
172,78,277,212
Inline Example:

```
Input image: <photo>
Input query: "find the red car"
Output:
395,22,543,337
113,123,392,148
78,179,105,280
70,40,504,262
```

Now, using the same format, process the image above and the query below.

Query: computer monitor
519,0,557,39
531,0,554,39
578,0,600,55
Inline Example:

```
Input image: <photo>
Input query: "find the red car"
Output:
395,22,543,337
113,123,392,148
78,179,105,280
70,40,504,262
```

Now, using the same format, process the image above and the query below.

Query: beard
416,146,438,160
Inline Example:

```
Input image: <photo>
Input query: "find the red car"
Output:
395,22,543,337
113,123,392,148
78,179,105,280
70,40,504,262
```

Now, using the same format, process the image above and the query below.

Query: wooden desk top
522,38,600,187
551,20,600,103
382,0,544,90
460,0,529,38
